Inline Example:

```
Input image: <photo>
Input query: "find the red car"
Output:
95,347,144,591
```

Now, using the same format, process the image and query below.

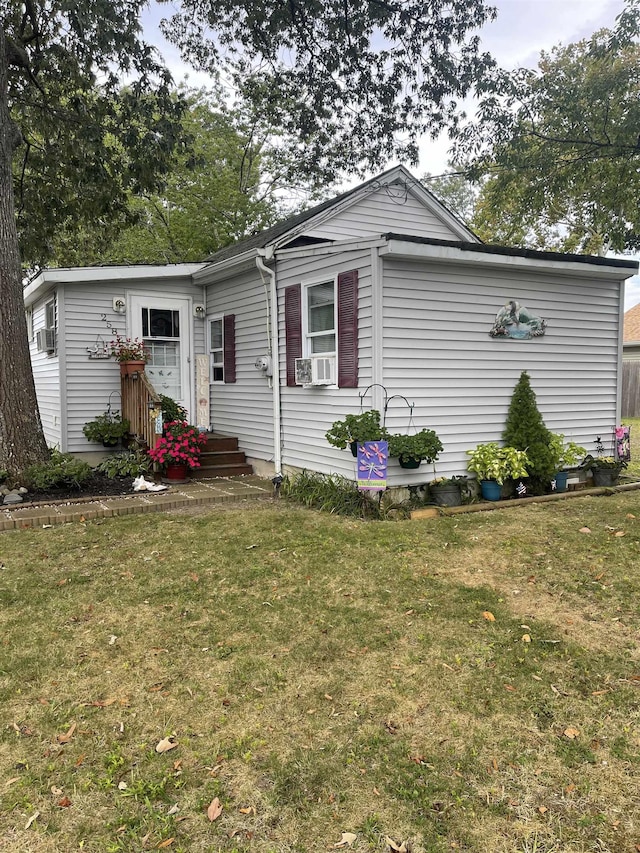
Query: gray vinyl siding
304,184,461,243
205,268,273,460
29,293,61,448
381,257,624,481
63,277,204,452
276,247,375,476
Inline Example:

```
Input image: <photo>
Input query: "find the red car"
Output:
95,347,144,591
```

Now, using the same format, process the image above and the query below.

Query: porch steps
197,433,253,478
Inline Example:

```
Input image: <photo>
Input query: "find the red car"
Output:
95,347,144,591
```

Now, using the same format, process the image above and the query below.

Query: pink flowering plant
109,334,149,363
148,421,207,469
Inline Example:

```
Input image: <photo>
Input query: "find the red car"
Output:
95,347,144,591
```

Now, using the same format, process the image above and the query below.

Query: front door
128,294,192,417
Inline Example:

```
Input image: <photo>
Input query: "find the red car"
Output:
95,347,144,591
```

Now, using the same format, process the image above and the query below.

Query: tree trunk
0,34,49,476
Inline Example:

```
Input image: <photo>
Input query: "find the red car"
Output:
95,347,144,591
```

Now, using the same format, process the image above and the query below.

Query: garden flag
616,426,631,462
357,441,388,491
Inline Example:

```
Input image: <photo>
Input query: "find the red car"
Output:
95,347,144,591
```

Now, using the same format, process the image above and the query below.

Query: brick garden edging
0,477,273,531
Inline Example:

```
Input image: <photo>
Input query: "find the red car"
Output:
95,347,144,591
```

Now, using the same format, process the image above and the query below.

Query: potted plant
429,475,467,507
581,455,626,487
82,411,130,447
548,433,586,492
325,410,388,456
387,429,443,469
466,442,530,501
148,420,208,482
109,334,149,376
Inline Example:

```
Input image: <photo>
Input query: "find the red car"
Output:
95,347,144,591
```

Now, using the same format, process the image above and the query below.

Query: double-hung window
209,317,224,382
305,281,336,356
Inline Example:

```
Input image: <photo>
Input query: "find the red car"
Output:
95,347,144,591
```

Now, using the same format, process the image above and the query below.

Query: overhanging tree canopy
453,1,640,254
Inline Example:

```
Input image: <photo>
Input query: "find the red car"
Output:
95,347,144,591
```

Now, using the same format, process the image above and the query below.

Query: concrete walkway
0,476,274,531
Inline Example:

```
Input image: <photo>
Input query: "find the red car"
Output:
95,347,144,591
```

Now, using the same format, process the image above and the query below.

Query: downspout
256,248,282,476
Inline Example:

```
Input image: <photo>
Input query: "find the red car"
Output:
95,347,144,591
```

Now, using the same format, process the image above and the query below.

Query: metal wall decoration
87,335,111,359
489,301,546,339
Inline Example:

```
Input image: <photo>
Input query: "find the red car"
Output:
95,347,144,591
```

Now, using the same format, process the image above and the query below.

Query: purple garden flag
357,441,388,492
616,426,631,462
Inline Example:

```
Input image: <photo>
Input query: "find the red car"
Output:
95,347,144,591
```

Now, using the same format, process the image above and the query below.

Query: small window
209,317,224,382
305,281,335,355
45,298,56,330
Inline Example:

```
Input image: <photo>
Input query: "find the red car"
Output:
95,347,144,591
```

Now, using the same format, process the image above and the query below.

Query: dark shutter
223,314,236,383
337,269,359,388
285,284,302,387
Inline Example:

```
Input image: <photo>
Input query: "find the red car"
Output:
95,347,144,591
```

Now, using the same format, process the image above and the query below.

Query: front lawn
2,497,640,852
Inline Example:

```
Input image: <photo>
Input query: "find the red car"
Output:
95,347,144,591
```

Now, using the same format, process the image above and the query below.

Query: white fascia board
24,263,205,306
192,250,259,284
380,239,638,281
275,236,386,260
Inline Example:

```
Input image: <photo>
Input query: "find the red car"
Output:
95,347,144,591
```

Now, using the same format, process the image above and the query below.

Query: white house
25,165,639,483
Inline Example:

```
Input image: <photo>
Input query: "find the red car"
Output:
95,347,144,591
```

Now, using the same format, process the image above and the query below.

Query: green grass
2,496,640,851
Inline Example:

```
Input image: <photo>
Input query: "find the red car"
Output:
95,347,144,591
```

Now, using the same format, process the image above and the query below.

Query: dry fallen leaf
385,838,409,852
482,611,496,622
157,838,175,848
334,832,358,848
207,797,223,822
57,722,76,744
579,527,591,534
521,634,531,643
57,796,72,808
155,737,178,754
537,805,548,815
25,812,40,830
563,727,580,740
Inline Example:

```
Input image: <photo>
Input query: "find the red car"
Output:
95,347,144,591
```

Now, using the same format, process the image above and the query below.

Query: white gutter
256,248,282,477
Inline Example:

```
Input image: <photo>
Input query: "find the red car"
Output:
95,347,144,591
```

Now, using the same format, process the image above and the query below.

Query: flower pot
119,360,146,377
480,479,502,501
592,469,619,487
350,441,358,457
553,471,569,492
430,482,462,507
164,463,189,483
399,458,421,469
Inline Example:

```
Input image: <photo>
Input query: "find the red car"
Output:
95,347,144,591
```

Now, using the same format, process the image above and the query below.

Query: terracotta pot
119,360,146,377
165,463,189,482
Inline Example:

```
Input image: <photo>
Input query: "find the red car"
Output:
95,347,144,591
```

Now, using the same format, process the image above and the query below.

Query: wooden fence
622,361,640,418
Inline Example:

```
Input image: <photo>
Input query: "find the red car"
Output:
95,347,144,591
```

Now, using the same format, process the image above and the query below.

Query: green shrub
95,451,151,479
24,449,92,490
281,470,383,519
160,395,188,424
503,371,555,493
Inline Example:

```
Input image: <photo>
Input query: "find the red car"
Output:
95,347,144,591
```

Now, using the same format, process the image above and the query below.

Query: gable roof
624,303,640,342
205,165,477,265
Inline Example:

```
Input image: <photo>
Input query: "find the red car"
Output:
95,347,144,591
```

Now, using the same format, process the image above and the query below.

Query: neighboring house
622,303,640,417
25,165,639,483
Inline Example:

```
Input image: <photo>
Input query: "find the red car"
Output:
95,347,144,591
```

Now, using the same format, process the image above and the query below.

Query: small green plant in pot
387,429,443,469
325,410,388,456
466,442,530,501
429,475,467,506
581,454,626,487
549,433,587,492
82,412,130,447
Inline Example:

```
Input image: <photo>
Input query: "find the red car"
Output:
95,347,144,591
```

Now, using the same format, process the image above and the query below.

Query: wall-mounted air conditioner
295,355,336,386
36,328,56,353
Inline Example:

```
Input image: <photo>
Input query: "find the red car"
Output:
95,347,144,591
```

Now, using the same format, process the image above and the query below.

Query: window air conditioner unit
295,355,336,386
36,328,56,353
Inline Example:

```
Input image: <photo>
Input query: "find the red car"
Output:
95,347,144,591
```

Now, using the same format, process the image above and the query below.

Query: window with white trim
304,280,336,355
208,317,224,382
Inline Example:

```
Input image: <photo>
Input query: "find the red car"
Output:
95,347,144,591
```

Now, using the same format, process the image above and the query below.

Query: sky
141,0,640,308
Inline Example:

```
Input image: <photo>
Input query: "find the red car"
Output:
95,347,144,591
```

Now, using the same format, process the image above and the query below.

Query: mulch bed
16,472,136,505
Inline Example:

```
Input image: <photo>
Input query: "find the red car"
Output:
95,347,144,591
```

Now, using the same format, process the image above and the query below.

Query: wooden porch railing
121,369,161,451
